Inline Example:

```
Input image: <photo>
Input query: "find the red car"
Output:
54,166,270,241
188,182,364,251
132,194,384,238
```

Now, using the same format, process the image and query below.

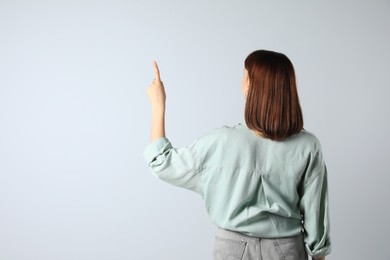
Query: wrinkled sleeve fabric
143,137,204,194
299,149,332,258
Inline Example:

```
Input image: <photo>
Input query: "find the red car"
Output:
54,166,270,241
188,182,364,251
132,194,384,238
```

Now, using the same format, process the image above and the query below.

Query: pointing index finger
153,60,161,82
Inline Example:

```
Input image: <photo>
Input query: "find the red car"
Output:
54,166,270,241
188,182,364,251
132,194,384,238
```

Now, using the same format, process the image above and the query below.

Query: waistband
216,227,303,242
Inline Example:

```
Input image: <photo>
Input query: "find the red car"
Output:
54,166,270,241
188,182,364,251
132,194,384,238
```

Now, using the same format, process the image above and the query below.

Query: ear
244,79,250,98
242,68,250,99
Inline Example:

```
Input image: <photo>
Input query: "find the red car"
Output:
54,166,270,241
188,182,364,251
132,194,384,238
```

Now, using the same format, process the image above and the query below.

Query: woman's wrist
150,106,166,142
151,103,165,114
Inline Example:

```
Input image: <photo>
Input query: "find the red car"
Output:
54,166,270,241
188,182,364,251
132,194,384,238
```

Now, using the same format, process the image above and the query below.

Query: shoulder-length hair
244,50,303,141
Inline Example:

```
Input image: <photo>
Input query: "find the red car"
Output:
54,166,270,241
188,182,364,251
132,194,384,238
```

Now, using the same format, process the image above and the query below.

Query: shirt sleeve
299,151,332,258
143,137,203,194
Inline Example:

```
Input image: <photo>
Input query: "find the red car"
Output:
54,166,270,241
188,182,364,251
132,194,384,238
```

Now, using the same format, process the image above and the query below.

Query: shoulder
296,129,321,144
191,123,245,148
281,129,323,154
204,123,247,140
293,130,325,159
201,123,244,137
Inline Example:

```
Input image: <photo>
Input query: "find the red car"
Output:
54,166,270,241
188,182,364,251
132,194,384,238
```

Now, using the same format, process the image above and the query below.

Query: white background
1,1,389,259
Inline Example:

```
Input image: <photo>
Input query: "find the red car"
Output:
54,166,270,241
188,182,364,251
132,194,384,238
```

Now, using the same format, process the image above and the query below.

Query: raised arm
147,61,166,142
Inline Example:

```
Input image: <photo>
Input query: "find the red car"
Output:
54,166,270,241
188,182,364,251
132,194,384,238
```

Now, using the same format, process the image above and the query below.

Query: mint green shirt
144,123,331,258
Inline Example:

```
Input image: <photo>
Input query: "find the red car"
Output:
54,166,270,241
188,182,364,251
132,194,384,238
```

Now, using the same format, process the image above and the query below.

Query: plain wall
1,1,389,259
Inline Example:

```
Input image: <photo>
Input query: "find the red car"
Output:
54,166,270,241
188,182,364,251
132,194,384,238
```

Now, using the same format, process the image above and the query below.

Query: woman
144,50,331,260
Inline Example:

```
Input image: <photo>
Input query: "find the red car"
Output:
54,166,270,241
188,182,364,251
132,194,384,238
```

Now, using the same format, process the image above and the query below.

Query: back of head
244,50,304,141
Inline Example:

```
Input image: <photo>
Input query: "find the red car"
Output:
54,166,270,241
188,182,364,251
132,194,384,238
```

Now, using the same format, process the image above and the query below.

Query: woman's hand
147,61,166,142
147,61,166,110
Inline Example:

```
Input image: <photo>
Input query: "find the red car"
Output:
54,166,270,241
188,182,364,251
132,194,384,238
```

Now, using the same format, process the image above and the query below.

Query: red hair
244,50,303,141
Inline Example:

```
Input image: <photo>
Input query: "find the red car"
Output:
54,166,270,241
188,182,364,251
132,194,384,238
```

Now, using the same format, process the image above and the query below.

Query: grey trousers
214,228,308,260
